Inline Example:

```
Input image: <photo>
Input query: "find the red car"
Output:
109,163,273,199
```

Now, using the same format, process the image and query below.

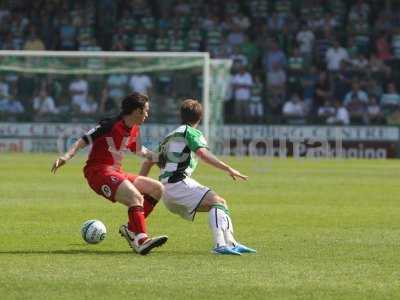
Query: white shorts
162,177,211,221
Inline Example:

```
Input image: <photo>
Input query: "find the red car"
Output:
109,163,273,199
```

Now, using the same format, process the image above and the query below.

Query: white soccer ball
81,220,107,244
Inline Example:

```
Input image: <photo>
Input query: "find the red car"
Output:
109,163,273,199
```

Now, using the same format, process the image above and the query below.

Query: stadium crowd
1,0,400,125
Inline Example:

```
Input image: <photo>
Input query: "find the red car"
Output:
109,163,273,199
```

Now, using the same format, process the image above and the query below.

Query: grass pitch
0,153,399,300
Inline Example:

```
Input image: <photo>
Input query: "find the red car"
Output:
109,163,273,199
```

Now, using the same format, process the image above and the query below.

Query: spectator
381,82,400,108
69,76,89,108
327,100,350,125
239,34,259,67
344,81,368,106
227,24,245,47
0,94,24,114
107,74,128,103
302,66,318,103
348,0,370,23
326,40,349,72
368,52,391,79
365,78,383,99
282,92,307,119
231,11,250,30
315,28,333,64
350,52,368,73
0,76,10,99
375,31,392,62
231,65,253,122
344,81,368,124
249,75,264,123
33,88,58,115
392,27,400,59
23,29,45,50
58,16,77,50
72,95,98,115
332,61,352,102
367,95,385,124
129,73,152,96
287,47,305,91
318,100,336,122
263,40,286,72
267,62,286,97
267,12,285,33
313,70,330,114
296,23,315,60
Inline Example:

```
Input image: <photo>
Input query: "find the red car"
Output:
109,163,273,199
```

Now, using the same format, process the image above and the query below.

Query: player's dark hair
180,99,203,125
120,92,149,116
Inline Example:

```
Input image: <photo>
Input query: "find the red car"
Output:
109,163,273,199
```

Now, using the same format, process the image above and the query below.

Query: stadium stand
0,0,400,125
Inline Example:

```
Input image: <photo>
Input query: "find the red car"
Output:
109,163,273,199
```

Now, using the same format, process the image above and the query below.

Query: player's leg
131,175,163,218
115,179,167,255
198,192,256,254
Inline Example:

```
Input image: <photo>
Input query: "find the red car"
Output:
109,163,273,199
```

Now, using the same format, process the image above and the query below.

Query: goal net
0,51,231,152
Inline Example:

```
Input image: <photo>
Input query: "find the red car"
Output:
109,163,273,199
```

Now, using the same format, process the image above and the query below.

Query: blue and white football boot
232,244,257,254
212,245,241,256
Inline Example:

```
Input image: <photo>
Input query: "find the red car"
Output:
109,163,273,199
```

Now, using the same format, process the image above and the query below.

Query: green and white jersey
158,125,208,183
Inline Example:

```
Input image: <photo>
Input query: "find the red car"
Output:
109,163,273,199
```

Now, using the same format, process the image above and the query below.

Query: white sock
224,213,238,247
208,206,228,248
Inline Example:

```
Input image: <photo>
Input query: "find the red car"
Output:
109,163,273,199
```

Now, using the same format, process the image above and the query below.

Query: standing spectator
33,88,58,115
69,76,89,108
302,66,318,104
348,0,370,23
231,65,253,122
58,16,77,50
344,81,368,124
0,76,9,99
129,73,152,96
332,61,352,102
315,28,333,65
287,47,305,91
249,75,264,123
392,28,400,59
267,62,287,98
313,70,330,114
227,24,245,47
375,31,392,62
326,40,349,72
296,23,315,61
107,74,128,103
263,40,286,72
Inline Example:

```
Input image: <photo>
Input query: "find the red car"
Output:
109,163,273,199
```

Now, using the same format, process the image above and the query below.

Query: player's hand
51,157,67,174
227,167,248,181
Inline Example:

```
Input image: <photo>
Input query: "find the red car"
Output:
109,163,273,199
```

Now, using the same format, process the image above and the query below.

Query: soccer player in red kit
51,92,167,255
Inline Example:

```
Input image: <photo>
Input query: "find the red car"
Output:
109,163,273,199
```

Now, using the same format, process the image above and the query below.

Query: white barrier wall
0,123,399,158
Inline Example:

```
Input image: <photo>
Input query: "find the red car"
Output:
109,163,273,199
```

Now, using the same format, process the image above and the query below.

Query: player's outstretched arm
139,159,156,177
196,148,248,181
51,138,87,174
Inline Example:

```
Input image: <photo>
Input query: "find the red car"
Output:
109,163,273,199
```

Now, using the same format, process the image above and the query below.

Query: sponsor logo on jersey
101,185,112,198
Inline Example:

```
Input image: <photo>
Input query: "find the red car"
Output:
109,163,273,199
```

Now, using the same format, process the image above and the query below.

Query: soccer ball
81,220,107,244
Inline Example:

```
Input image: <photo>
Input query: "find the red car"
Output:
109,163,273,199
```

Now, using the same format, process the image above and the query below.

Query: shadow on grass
0,249,212,257
0,249,134,255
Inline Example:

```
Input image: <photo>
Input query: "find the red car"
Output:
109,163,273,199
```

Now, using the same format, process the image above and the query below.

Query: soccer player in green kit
140,99,256,255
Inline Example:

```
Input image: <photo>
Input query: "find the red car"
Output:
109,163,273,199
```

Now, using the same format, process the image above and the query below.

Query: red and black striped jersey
82,117,140,170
